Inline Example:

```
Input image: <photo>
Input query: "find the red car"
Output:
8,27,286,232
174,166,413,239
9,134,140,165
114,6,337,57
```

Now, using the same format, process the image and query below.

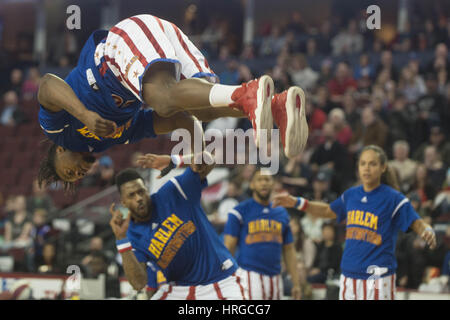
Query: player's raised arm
109,203,147,291
38,73,117,137
272,192,337,219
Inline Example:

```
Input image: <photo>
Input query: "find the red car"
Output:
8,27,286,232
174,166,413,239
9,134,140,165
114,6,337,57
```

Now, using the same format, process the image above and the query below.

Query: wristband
116,237,133,253
171,155,184,168
295,197,309,211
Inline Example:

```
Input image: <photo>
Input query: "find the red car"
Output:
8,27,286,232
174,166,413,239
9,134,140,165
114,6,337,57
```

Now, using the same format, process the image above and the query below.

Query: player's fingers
109,203,116,216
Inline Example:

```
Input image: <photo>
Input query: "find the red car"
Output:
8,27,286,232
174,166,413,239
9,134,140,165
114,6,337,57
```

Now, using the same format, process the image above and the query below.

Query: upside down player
37,14,308,190
273,145,437,300
223,168,301,300
108,152,247,300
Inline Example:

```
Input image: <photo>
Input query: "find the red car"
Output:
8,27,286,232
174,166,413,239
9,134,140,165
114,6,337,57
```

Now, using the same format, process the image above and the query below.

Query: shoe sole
284,86,309,159
254,75,274,148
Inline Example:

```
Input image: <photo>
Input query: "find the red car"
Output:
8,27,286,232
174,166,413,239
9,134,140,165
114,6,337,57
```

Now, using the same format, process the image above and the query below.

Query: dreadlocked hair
358,145,400,191
37,139,76,194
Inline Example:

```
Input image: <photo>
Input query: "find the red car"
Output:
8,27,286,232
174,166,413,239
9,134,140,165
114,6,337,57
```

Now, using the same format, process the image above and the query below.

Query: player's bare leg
142,62,273,147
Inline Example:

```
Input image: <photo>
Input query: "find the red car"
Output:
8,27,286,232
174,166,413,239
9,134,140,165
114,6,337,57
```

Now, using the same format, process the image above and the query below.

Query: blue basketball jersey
330,184,420,280
38,30,156,152
224,198,293,276
127,168,238,286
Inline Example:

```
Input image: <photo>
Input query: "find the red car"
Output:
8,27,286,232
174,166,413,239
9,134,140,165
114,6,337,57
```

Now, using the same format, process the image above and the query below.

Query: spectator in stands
341,90,360,131
313,85,338,115
0,91,27,127
422,145,447,193
81,236,104,267
307,223,342,284
349,106,388,153
328,108,352,146
304,169,338,204
21,67,41,101
388,140,418,193
280,152,313,196
431,168,450,219
316,20,333,55
375,50,399,82
289,54,319,91
353,53,374,81
218,59,239,85
4,68,23,96
259,24,286,57
398,65,426,103
286,11,306,35
387,94,414,143
413,126,450,167
306,98,327,141
289,214,316,272
30,208,51,270
331,20,364,56
236,64,254,84
4,195,33,246
27,179,55,214
426,43,450,83
37,242,62,274
96,156,115,187
310,122,350,191
327,62,358,104
410,164,435,216
305,38,318,58
317,58,334,86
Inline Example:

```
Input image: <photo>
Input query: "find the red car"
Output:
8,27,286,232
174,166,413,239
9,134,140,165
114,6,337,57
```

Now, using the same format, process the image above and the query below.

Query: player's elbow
38,73,54,104
130,277,147,291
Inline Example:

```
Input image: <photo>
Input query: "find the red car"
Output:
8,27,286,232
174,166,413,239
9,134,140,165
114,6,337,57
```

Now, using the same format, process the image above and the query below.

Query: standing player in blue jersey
108,151,247,300
37,14,309,191
223,168,301,300
272,145,437,300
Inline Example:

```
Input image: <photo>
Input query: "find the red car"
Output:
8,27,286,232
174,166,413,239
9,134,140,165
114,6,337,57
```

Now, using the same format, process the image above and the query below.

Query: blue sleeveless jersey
38,30,156,152
330,184,420,280
224,198,293,276
127,168,238,286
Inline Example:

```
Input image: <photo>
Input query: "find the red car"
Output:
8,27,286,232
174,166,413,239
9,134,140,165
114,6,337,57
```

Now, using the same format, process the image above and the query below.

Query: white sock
208,84,240,107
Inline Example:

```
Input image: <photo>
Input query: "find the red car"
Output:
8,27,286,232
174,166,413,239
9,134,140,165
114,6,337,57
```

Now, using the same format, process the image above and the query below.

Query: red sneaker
271,86,308,158
230,75,274,147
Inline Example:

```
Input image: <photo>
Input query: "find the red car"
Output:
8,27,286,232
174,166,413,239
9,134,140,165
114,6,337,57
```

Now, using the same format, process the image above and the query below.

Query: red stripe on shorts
234,272,246,300
352,279,357,300
247,271,252,300
104,55,140,96
129,16,166,58
269,276,274,300
154,16,165,32
391,274,395,300
159,284,172,300
110,26,148,67
276,276,280,300
374,279,379,300
260,274,266,300
186,286,196,300
342,276,347,300
170,23,203,73
214,282,225,300
363,279,367,300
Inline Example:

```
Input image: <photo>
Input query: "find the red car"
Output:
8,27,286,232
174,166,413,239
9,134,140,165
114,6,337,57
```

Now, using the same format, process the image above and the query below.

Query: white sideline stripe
40,125,65,133
392,198,409,218
170,177,188,200
229,209,243,223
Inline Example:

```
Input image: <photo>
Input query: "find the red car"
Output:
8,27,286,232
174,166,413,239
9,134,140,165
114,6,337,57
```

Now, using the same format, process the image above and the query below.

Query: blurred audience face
32,179,47,196
14,195,27,212
322,224,335,242
291,54,306,71
415,164,427,182
3,91,18,106
43,243,56,263
361,107,375,127
393,141,409,161
424,146,439,167
322,122,335,141
429,128,444,146
10,69,23,85
342,91,356,112
90,237,103,251
359,54,369,67
335,63,350,81
435,43,448,59
381,50,393,67
33,209,47,226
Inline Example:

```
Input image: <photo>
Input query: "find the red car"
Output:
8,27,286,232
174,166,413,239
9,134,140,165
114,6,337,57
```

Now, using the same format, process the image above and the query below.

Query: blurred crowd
0,7,449,298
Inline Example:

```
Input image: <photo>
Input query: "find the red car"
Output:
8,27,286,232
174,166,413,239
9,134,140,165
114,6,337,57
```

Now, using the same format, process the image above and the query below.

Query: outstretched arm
272,193,337,219
410,219,437,249
109,203,147,291
283,243,301,300
38,73,117,137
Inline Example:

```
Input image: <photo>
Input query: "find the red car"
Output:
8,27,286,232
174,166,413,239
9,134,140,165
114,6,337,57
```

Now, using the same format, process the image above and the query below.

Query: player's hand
109,203,130,240
291,285,302,300
83,110,118,138
136,154,171,178
272,193,297,208
421,227,436,250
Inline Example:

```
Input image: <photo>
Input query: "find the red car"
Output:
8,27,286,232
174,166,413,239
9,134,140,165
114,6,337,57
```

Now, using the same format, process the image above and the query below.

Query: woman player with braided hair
272,145,436,300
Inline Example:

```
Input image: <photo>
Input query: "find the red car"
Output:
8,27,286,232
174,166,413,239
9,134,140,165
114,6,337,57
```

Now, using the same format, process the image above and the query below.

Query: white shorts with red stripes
339,273,396,300
238,269,283,300
151,270,247,300
94,14,216,101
